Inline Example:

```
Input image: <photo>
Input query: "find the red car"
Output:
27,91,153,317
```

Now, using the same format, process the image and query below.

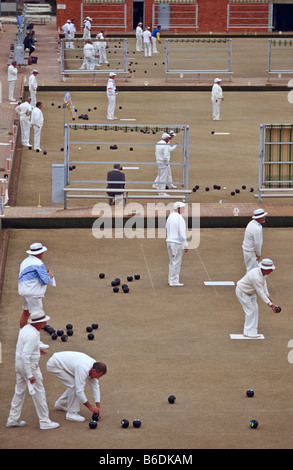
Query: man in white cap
142,26,152,57
18,242,55,328
7,61,18,102
154,132,172,196
107,72,118,120
96,29,108,64
47,351,107,422
236,259,279,338
166,201,188,287
62,19,73,48
6,311,60,430
83,16,92,40
153,130,178,190
29,69,38,108
136,22,143,52
15,97,32,148
242,208,267,272
211,78,224,120
30,101,44,152
82,40,95,70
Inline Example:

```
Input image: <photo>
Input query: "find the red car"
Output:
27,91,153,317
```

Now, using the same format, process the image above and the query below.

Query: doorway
273,4,293,31
133,1,144,30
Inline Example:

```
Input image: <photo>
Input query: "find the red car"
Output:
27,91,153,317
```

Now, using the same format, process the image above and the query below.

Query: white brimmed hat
109,72,116,77
26,242,47,255
162,132,170,140
252,208,268,219
32,69,39,74
214,78,221,82
258,258,275,270
86,16,93,21
28,310,50,324
169,130,176,136
174,201,185,210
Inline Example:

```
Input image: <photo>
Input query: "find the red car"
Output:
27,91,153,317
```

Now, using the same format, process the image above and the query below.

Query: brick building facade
56,0,291,34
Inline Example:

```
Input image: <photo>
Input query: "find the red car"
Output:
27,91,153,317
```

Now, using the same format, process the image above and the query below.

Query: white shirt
29,74,38,92
50,351,101,404
155,139,169,164
136,26,143,38
166,211,187,246
15,324,41,379
237,267,272,306
83,43,94,58
211,83,223,101
8,64,17,81
62,22,71,37
31,107,44,127
242,219,263,256
143,30,151,43
107,78,117,96
84,20,91,32
18,254,50,297
15,101,32,121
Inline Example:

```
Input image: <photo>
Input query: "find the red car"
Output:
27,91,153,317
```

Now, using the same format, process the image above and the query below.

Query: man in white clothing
236,258,279,338
15,97,32,147
62,20,73,48
83,41,95,70
143,27,152,57
96,30,108,64
211,78,223,120
29,69,38,107
83,16,92,40
153,130,178,190
242,208,267,272
18,242,55,328
31,102,44,152
46,351,107,422
107,72,118,120
136,22,143,51
166,201,188,287
6,311,60,430
154,133,172,196
8,61,18,102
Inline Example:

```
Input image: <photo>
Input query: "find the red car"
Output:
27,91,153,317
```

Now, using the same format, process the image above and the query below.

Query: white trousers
107,94,116,119
235,286,259,336
46,355,81,413
83,29,91,40
212,98,221,120
167,242,184,285
84,55,95,70
153,165,174,189
8,80,16,101
243,249,258,272
7,362,52,426
32,125,42,150
99,45,108,64
144,42,152,57
136,37,142,51
155,164,169,192
19,118,31,146
30,90,37,108
152,37,159,53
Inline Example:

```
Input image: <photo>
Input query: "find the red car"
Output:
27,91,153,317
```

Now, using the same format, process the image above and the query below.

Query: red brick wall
56,0,269,34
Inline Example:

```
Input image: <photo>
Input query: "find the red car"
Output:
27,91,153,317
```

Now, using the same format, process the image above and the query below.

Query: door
158,3,170,31
133,1,144,30
273,4,293,31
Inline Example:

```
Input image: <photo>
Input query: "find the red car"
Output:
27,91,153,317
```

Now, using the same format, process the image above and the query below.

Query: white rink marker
120,119,136,121
204,281,234,286
211,131,230,135
230,334,265,340
122,167,139,170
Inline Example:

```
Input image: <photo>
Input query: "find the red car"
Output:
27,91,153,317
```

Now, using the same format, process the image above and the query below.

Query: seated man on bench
106,163,125,206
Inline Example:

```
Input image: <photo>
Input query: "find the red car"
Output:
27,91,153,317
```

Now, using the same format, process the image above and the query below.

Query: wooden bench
63,187,192,209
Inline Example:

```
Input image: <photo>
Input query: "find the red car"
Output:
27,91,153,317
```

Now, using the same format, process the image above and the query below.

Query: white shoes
40,420,60,430
6,420,26,428
54,402,67,412
66,412,85,422
169,282,184,287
